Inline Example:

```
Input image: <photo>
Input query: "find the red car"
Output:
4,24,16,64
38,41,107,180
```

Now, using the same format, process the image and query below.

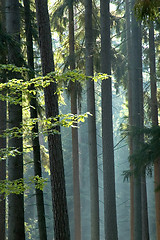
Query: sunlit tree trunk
0,1,6,239
35,1,70,239
149,22,160,240
85,0,99,239
6,1,25,239
68,3,81,240
23,1,47,239
100,0,118,239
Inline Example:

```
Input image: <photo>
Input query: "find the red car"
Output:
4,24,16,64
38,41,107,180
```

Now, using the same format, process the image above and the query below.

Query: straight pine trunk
85,0,99,239
6,1,25,239
69,4,81,240
149,23,160,240
126,0,134,240
125,1,134,238
23,1,47,239
35,1,70,239
0,1,6,239
0,94,6,240
100,0,118,239
131,0,143,238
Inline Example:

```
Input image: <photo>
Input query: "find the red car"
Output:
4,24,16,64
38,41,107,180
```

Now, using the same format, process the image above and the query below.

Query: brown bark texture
23,0,48,239
6,0,25,239
35,1,70,239
69,4,81,240
85,0,99,239
100,0,118,239
149,23,160,240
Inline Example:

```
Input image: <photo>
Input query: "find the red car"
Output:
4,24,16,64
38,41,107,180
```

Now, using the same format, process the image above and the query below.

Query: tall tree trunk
6,1,25,239
69,4,81,240
0,1,6,239
100,0,118,239
125,1,134,239
23,1,47,239
139,26,149,240
35,1,70,239
85,0,99,239
149,22,160,240
0,93,6,240
131,0,142,239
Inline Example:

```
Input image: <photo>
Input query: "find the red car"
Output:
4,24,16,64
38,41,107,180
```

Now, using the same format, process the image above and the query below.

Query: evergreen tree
6,0,25,239
0,1,6,239
68,2,81,240
149,22,160,240
34,0,70,239
100,0,118,239
85,0,99,239
131,0,143,238
125,1,134,239
23,0,48,239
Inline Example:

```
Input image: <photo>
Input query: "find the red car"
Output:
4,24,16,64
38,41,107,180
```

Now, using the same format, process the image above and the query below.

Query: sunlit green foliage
0,176,47,197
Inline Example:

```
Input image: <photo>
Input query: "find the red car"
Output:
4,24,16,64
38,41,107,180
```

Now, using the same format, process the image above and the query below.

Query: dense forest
0,0,160,239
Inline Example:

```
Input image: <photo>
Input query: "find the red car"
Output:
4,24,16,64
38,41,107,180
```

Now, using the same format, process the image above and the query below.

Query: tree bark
23,1,48,239
6,1,25,239
125,1,134,239
149,22,160,240
85,0,99,239
35,1,70,239
131,0,143,238
100,0,118,239
0,94,6,240
0,1,6,239
68,4,81,240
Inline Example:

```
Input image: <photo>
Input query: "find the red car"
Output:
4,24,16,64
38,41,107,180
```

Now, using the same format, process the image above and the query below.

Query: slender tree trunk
6,1,25,239
0,94,6,240
23,1,47,239
141,173,149,240
125,1,134,239
149,22,160,240
68,4,81,240
100,0,118,239
85,0,99,239
35,1,70,239
131,1,142,239
139,25,149,240
0,1,6,239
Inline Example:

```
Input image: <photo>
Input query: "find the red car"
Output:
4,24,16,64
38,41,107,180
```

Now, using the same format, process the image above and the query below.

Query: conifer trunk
6,1,25,239
23,1,47,239
85,0,99,239
0,94,6,240
149,22,160,240
131,0,142,238
125,1,134,239
35,1,70,239
68,4,81,240
100,0,118,239
0,1,6,239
